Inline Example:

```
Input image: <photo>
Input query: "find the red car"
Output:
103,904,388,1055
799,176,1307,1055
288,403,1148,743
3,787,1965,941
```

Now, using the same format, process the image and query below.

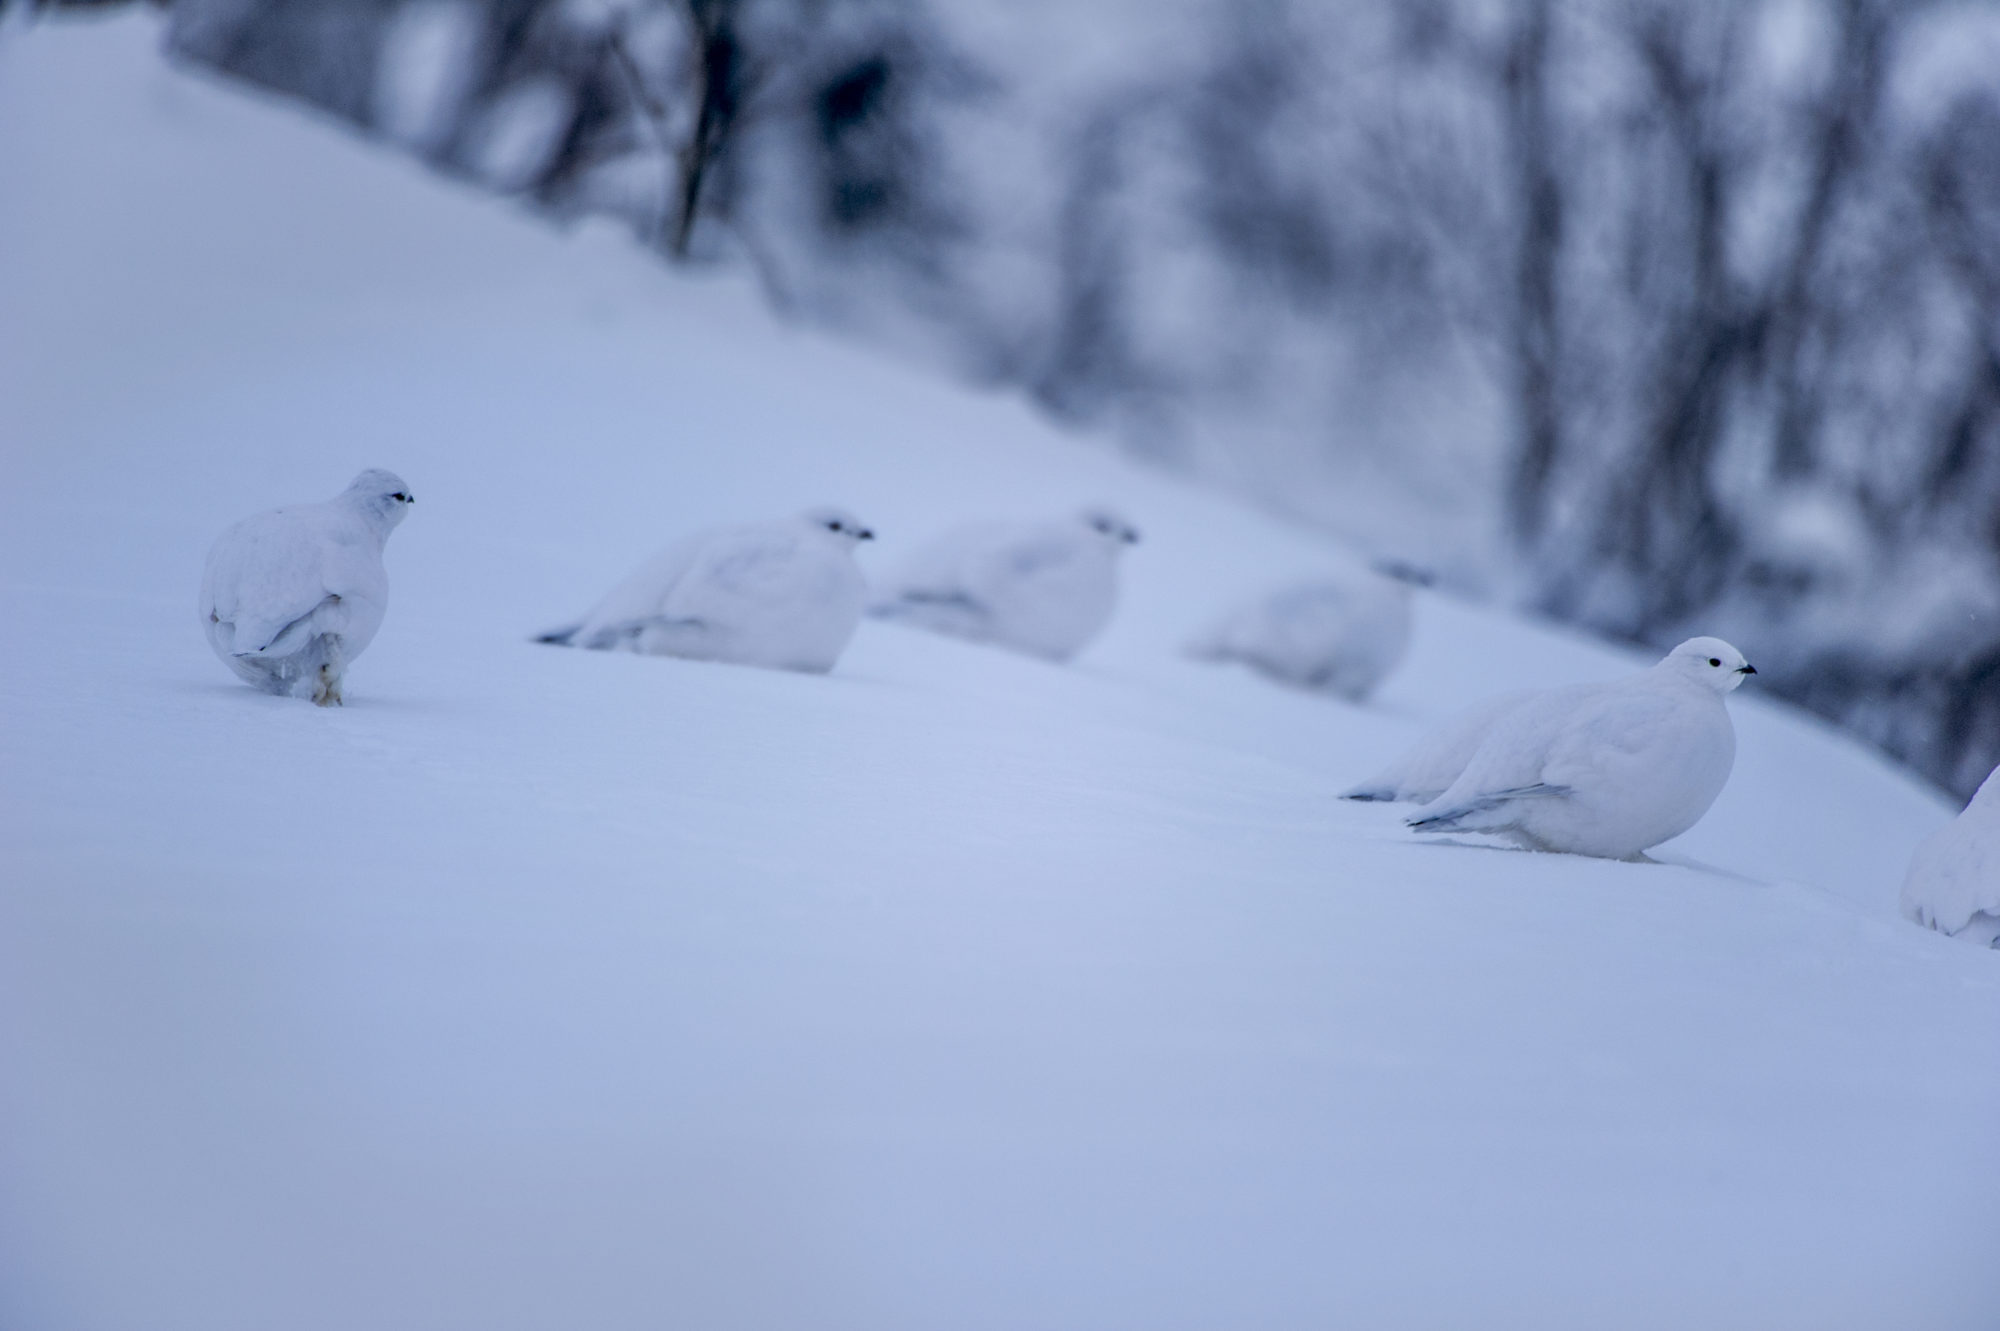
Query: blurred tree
1350,0,1999,795
0,0,161,11
606,0,757,257
44,0,2000,796
158,0,963,279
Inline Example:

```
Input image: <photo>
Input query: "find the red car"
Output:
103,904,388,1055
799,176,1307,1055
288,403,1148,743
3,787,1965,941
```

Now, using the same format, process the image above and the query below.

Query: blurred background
13,0,2000,798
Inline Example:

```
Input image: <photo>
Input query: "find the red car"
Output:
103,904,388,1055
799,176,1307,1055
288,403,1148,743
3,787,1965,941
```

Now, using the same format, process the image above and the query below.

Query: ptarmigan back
1188,566,1413,701
869,507,1138,662
1342,690,1540,804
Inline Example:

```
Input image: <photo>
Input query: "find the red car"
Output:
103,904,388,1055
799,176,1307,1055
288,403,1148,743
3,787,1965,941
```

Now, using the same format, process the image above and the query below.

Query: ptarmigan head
1079,506,1141,548
345,468,415,531
800,506,876,547
1663,636,1756,693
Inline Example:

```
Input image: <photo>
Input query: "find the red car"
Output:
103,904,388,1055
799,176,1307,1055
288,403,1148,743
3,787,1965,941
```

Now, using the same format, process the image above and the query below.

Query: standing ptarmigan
1900,764,2000,948
868,507,1139,663
536,507,874,674
1401,637,1756,859
200,469,415,706
1186,565,1415,702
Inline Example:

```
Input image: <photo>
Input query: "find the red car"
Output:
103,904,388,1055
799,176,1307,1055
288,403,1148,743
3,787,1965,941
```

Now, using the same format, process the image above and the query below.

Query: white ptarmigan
868,507,1139,663
199,469,415,706
536,507,874,674
1401,637,1756,859
1900,764,2000,948
1186,566,1413,701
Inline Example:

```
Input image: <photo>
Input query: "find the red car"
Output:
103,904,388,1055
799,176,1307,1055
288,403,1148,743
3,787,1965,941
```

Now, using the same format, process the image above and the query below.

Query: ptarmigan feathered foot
311,661,343,707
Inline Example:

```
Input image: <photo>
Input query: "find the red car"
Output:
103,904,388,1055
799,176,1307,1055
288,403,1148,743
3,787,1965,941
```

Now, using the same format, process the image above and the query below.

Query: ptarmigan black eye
1709,657,1721,667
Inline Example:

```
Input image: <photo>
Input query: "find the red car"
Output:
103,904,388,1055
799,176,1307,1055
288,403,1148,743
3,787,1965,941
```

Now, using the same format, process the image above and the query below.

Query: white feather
1401,637,1754,859
199,469,413,705
869,507,1138,663
1900,765,2000,946
1187,569,1412,701
1342,690,1540,803
545,507,873,674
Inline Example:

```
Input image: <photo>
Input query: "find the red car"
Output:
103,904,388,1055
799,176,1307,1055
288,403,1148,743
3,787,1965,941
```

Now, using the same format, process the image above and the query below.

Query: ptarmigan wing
661,524,815,618
562,533,706,647
203,509,342,655
1344,688,1540,803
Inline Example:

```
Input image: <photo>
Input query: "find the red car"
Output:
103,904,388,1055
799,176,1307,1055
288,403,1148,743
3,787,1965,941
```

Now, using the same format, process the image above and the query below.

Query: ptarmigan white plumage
1342,689,1541,804
868,507,1139,662
1401,637,1756,859
1900,764,2000,948
537,507,874,674
200,469,415,706
1186,566,1413,701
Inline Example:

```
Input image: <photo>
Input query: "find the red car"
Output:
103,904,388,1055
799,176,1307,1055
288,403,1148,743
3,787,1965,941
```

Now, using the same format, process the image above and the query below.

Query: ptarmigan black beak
1737,664,1756,675
857,528,875,541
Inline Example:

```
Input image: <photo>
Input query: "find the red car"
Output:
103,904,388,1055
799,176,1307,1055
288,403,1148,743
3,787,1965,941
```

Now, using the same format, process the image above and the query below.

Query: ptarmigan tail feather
539,616,712,653
1343,773,1455,803
1407,783,1572,832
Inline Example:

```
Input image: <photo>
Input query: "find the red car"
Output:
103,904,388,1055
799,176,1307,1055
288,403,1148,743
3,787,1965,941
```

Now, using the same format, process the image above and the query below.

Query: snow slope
2,14,1997,1331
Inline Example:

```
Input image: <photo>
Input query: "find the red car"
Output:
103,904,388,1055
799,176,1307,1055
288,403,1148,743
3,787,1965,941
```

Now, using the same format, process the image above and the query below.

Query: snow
3,13,1999,1331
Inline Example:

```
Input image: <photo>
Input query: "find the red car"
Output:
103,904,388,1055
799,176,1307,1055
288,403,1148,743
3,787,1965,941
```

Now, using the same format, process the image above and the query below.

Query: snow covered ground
2,13,1997,1331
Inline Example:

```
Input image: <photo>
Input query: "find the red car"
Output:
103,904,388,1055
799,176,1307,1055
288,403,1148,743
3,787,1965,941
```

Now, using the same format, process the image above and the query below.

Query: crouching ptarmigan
869,507,1139,662
1185,564,1416,702
200,469,415,706
1397,637,1756,859
1900,764,2000,948
536,507,874,673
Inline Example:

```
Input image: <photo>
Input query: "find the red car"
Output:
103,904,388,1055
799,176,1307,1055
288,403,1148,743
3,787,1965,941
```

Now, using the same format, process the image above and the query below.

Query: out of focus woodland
17,0,2000,797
